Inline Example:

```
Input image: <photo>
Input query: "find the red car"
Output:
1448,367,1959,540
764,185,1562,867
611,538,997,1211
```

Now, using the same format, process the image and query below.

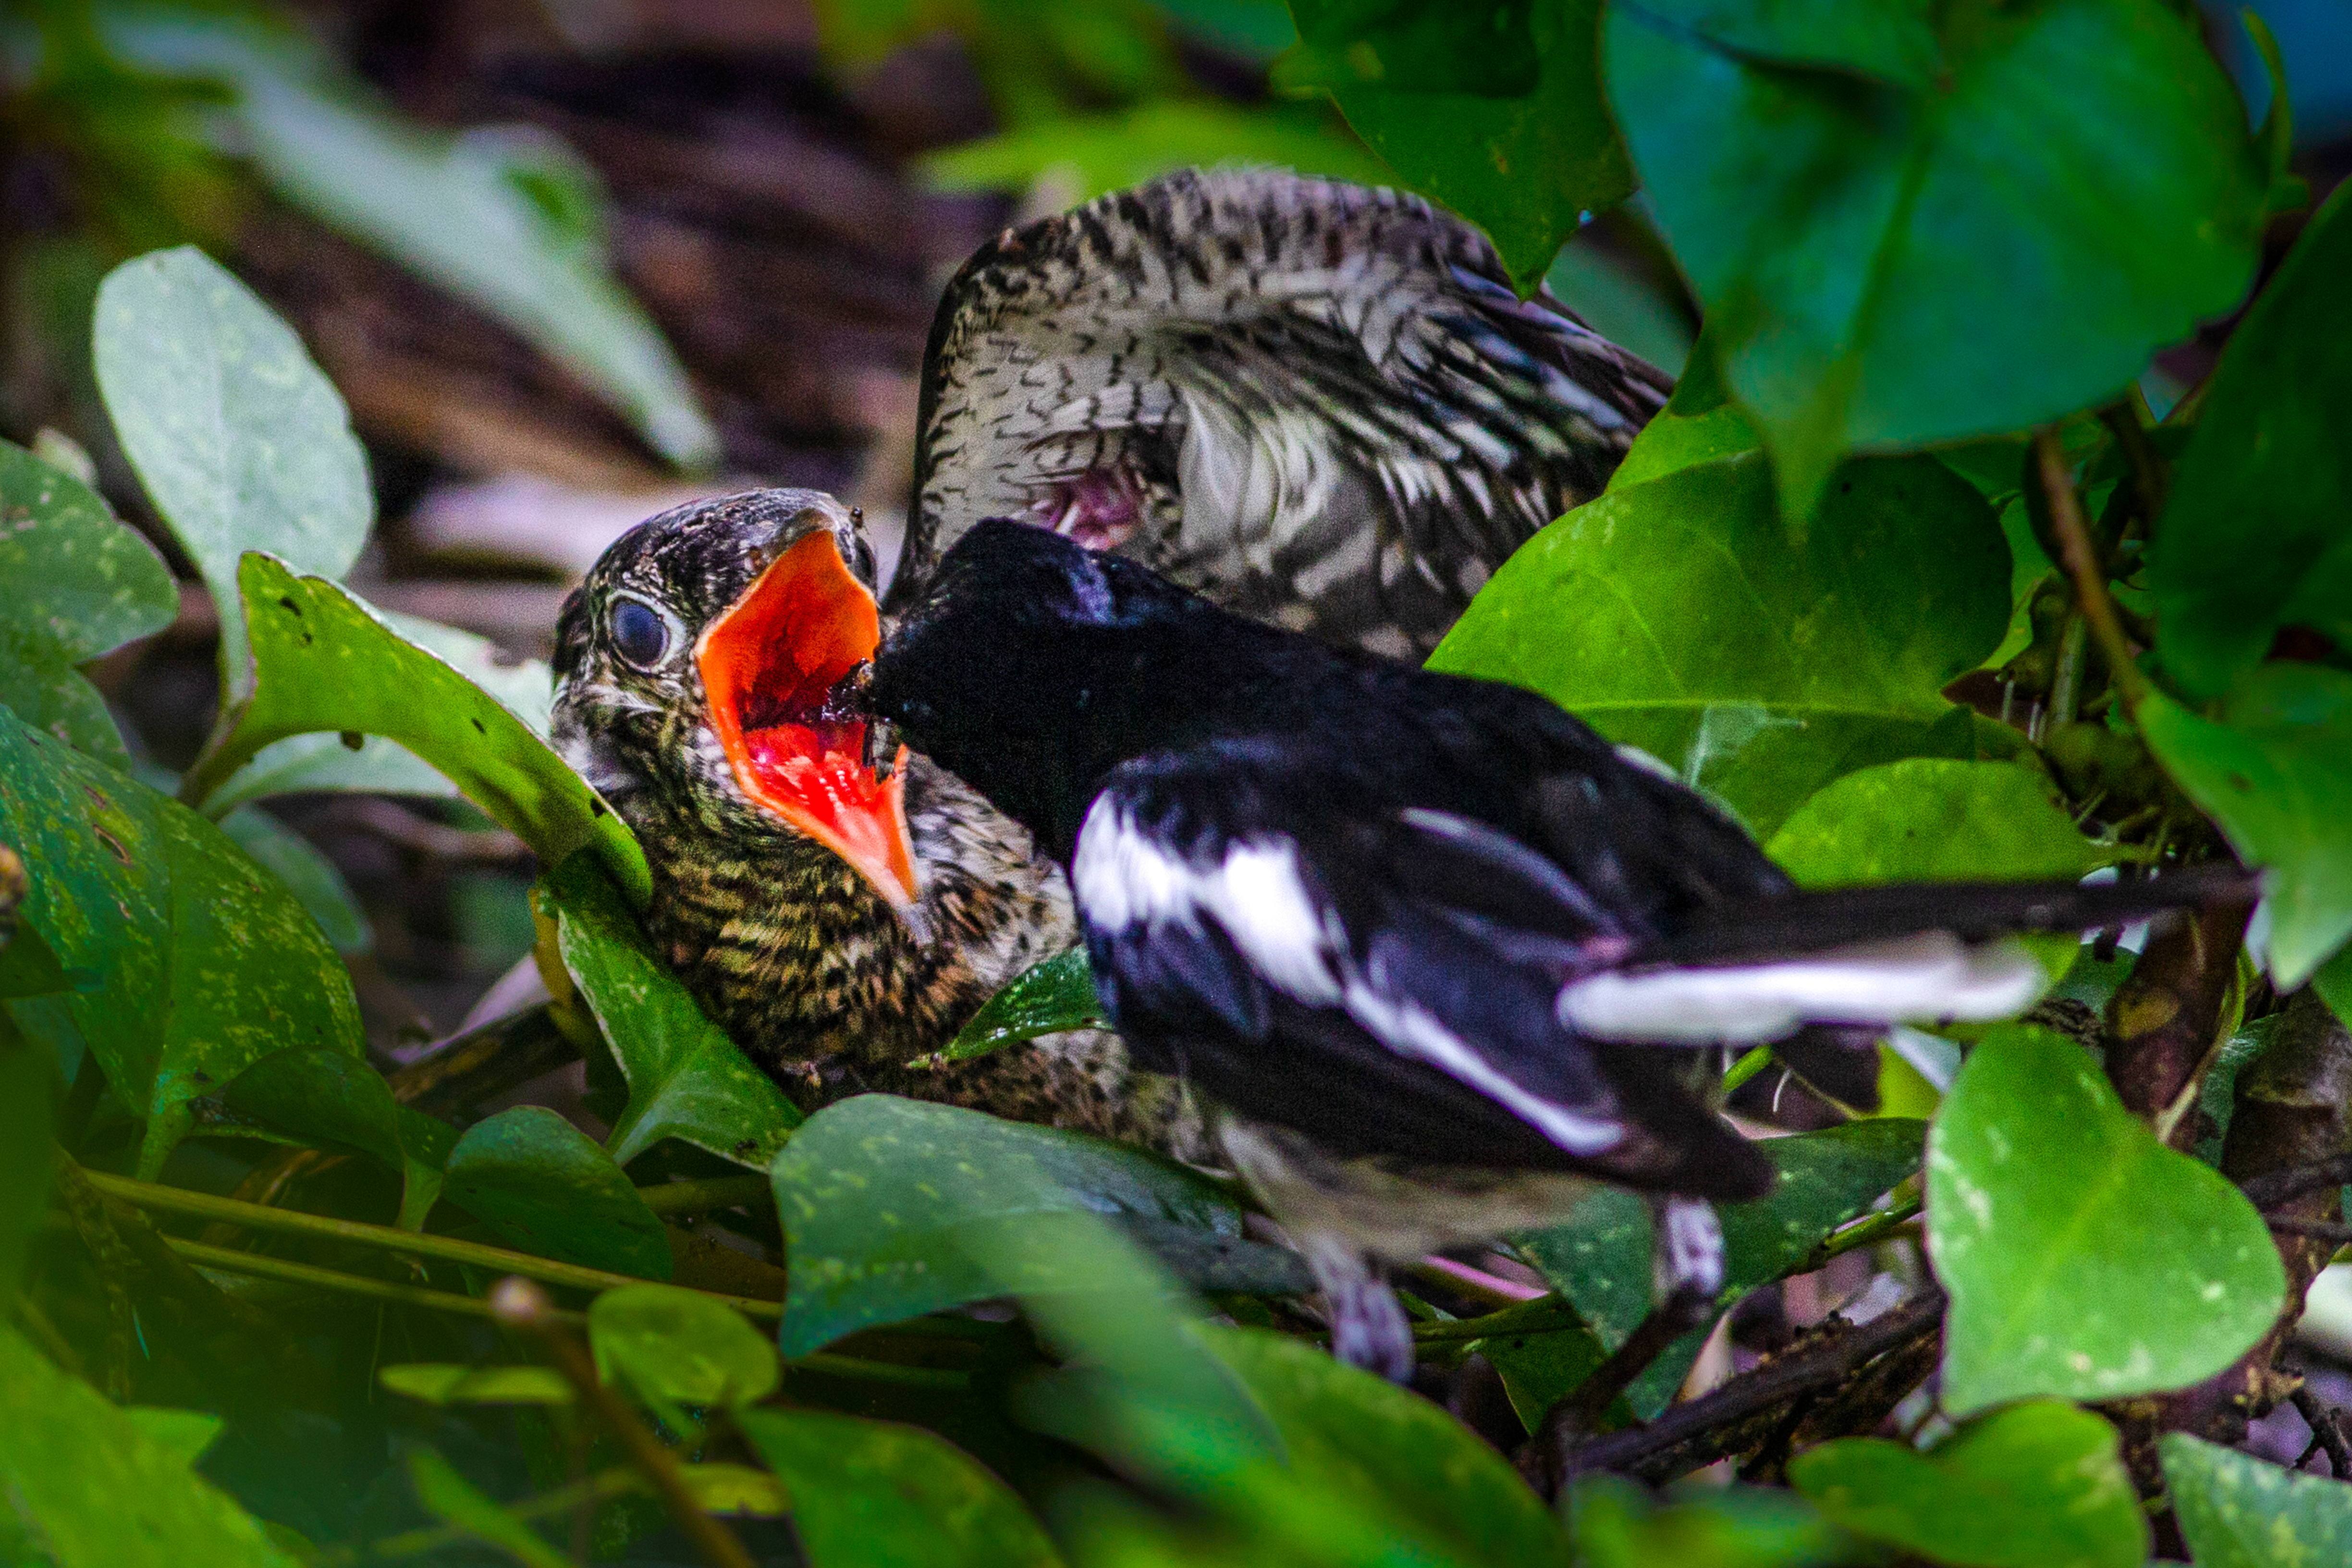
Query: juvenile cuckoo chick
860,521,2257,1376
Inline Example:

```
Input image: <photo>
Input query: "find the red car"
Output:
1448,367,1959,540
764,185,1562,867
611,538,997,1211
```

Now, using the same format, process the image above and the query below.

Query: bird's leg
1300,1235,1414,1383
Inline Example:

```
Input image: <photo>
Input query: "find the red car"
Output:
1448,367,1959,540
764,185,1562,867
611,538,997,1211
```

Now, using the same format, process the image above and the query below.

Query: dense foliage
3,1,2350,1565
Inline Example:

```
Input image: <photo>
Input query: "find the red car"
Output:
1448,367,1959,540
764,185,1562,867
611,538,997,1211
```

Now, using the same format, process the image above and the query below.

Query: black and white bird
861,520,2253,1377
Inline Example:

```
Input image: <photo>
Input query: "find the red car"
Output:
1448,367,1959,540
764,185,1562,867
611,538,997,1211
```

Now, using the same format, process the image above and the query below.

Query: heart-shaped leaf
772,1094,1261,1357
442,1106,672,1281
2139,666,2352,987
0,1323,303,1567
0,441,176,764
1604,0,2264,514
915,946,1109,1068
0,709,364,1176
1429,452,2006,835
735,1409,1063,1568
2161,1431,2352,1568
590,1283,778,1409
2148,181,2352,699
1928,1025,2283,1416
93,246,372,696
1303,0,1631,288
1790,1399,2147,1568
183,555,649,906
539,852,799,1169
1515,1118,1925,1416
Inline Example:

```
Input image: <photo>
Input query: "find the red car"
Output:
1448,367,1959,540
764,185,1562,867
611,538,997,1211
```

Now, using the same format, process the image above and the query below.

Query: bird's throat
698,530,919,911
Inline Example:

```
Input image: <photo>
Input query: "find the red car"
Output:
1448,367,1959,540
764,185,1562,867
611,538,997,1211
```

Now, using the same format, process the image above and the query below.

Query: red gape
696,531,918,909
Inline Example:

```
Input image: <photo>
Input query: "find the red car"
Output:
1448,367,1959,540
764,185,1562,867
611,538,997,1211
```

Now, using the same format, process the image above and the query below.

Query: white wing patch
1557,932,2046,1044
1343,980,1622,1156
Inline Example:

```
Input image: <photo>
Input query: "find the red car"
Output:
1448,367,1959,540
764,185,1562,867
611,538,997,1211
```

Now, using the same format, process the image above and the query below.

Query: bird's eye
607,597,673,670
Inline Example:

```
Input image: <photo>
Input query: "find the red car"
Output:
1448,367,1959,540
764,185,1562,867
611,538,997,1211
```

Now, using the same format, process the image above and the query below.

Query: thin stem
2098,400,2168,529
493,1279,759,1568
1721,1044,1774,1097
1405,1254,1547,1308
2047,612,2089,728
325,1469,641,1564
88,1169,783,1320
1800,1195,1925,1274
168,1237,588,1326
2032,428,2150,715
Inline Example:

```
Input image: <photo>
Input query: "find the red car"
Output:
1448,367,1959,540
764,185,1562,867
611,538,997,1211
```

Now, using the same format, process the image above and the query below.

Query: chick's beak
696,530,919,913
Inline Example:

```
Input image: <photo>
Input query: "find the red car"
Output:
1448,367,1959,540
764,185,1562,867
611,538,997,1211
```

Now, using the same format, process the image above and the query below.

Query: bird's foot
1651,1193,1726,1323
1300,1237,1414,1382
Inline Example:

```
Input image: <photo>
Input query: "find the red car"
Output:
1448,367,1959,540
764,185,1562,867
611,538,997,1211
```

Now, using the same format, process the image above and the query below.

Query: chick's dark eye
607,598,671,670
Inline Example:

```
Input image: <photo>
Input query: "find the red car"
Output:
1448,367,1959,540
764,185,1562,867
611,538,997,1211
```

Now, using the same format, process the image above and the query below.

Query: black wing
898,169,1670,658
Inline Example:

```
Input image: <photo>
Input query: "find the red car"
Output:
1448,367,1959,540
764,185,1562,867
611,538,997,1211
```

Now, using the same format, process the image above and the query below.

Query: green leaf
590,1283,779,1409
1429,452,2007,835
2149,182,2352,698
1515,1119,1925,1416
1563,1474,1853,1568
2161,1431,2352,1568
378,1363,575,1405
0,710,364,1176
1790,1400,2146,1568
918,946,1109,1068
92,246,372,696
406,1448,570,1568
0,1017,55,1298
1306,0,1633,289
0,441,176,764
1466,1298,1613,1433
1928,1024,2284,1417
184,555,650,906
735,1409,1065,1568
1605,0,2265,514
119,1408,227,1470
216,806,371,956
1277,1,1537,96
2316,945,2352,1032
221,1047,454,1229
2139,665,2352,987
106,16,718,469
443,1106,673,1280
1203,1326,1565,1567
772,1094,1257,1357
0,1323,303,1567
1606,395,1762,493
539,852,799,1169
924,100,1389,204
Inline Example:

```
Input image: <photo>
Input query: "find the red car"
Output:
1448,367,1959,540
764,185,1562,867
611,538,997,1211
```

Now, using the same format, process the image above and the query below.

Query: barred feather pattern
898,168,1671,659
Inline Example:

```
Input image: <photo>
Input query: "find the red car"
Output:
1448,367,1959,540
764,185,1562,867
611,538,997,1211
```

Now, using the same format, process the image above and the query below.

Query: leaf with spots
915,946,1110,1069
0,708,363,1177
2161,1431,2352,1568
540,851,801,1171
93,246,372,697
183,554,649,905
1429,451,2008,836
442,1106,672,1280
590,1283,779,1409
0,441,176,766
1928,1025,2283,1417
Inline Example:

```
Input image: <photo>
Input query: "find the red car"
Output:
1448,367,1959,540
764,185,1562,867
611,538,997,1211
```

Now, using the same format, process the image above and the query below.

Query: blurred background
4,0,2349,1051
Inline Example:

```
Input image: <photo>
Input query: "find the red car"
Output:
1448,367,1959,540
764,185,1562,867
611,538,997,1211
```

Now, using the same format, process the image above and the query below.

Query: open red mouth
697,530,917,911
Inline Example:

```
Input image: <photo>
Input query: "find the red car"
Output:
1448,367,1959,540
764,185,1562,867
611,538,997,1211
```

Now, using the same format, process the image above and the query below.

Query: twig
2265,1217,2352,1243
492,1278,759,1568
387,1004,575,1117
2241,1153,2352,1212
2291,1386,2352,1479
2032,427,2149,714
86,1168,783,1319
2097,400,2168,530
169,1237,587,1326
1528,1287,1947,1493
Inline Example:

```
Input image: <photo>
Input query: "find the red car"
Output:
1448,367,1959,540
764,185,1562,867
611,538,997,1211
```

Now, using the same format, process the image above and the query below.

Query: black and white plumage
895,167,1669,659
865,521,2254,1377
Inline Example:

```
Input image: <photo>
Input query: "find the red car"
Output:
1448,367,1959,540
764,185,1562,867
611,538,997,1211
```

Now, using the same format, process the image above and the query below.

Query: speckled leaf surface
217,805,372,955
1515,1119,1924,1416
1791,1400,2146,1568
185,555,649,905
2161,1431,2352,1568
541,852,800,1170
920,946,1109,1067
0,709,363,1177
737,1409,1064,1568
0,1323,304,1568
93,246,371,695
1431,451,2007,837
0,442,176,764
1928,1026,2283,1417
772,1094,1250,1357
442,1105,672,1280
1605,0,2264,513
2139,666,2352,988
